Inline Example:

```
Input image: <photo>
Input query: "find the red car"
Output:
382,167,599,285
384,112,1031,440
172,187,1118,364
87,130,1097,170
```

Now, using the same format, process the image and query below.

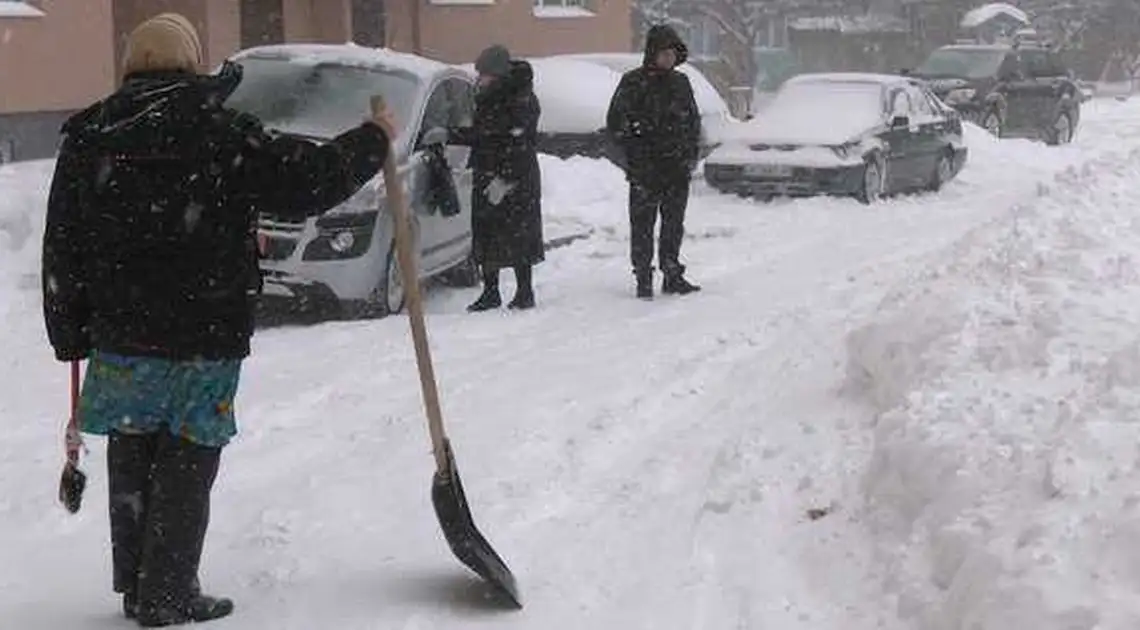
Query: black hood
479,59,534,102
505,59,534,93
642,24,688,68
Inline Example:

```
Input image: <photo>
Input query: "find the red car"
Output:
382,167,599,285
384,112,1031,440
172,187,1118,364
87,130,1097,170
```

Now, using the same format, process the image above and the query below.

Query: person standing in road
606,24,702,299
41,13,396,626
448,45,545,312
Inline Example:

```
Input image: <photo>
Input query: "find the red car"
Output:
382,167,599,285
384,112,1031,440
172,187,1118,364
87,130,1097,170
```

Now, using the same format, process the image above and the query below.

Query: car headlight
945,88,977,104
328,231,356,253
303,210,378,261
831,142,857,159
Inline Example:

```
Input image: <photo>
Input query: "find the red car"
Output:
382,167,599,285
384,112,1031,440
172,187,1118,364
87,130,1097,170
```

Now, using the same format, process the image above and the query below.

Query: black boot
137,594,234,628
662,271,701,295
467,267,502,312
635,268,654,300
508,265,535,310
134,433,232,627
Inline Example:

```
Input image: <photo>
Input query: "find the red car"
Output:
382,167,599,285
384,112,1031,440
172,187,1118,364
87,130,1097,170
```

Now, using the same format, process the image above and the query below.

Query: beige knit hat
122,12,203,76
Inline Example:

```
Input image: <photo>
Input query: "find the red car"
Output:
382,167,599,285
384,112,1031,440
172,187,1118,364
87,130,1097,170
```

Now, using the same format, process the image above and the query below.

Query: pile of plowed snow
845,147,1140,629
0,159,53,317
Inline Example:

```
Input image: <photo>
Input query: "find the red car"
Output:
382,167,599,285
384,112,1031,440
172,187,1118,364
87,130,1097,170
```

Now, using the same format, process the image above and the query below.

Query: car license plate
744,163,793,178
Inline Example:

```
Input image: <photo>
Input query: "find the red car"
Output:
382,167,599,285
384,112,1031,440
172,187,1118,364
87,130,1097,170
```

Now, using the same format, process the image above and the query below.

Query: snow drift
845,147,1140,629
0,159,52,317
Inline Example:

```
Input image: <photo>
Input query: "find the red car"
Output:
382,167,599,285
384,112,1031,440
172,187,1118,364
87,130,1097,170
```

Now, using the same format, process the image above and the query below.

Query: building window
534,0,592,17
0,1,46,18
686,16,720,59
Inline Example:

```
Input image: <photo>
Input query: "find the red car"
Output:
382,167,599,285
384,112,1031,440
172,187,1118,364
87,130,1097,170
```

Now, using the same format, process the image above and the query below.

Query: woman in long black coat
449,45,544,311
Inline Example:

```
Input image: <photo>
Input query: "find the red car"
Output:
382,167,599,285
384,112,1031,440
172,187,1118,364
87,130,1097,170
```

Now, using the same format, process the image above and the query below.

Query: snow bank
0,159,52,314
844,148,1140,629
538,154,627,240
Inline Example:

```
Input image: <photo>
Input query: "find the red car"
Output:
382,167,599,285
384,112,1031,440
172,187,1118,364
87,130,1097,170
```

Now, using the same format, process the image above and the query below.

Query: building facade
0,0,630,162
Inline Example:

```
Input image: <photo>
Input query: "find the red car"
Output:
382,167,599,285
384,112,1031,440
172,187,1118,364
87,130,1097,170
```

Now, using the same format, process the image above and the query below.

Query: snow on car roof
960,2,1029,29
230,43,451,79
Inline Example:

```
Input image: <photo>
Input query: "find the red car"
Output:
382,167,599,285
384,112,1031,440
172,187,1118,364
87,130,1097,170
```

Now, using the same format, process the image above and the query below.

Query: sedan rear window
225,56,420,140
916,48,1007,79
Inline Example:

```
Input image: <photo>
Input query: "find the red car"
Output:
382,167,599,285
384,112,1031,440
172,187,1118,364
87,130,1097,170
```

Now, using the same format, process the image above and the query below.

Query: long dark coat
449,60,544,268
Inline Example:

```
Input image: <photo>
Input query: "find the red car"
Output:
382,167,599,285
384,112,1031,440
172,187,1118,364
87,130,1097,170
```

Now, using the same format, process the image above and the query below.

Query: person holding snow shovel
446,45,545,312
40,13,396,626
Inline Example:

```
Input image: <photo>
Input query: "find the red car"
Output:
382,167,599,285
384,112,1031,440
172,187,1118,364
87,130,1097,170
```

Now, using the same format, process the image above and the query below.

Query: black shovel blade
59,461,87,514
431,439,522,609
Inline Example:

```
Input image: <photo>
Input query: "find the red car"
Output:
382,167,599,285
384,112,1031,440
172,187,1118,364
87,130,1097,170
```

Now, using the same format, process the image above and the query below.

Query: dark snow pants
629,178,690,275
108,431,221,616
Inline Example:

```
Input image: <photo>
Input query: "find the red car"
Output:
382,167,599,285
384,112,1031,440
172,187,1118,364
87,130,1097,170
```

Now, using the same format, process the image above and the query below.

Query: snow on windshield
742,79,885,145
224,56,420,140
916,48,1006,79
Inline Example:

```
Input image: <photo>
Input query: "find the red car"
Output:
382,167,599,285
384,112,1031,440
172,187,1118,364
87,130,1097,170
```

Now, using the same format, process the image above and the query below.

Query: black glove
54,346,90,363
213,60,244,100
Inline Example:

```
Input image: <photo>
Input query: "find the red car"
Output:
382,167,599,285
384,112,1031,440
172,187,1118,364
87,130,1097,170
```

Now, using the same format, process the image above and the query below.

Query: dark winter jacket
605,25,702,187
42,67,389,363
449,60,544,267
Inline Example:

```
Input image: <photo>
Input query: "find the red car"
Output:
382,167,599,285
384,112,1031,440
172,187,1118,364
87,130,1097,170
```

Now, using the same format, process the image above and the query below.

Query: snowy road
4,98,1140,629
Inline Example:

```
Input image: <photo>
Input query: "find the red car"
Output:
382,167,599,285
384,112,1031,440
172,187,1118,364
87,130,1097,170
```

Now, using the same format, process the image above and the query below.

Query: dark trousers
108,431,221,614
482,264,533,295
629,178,690,275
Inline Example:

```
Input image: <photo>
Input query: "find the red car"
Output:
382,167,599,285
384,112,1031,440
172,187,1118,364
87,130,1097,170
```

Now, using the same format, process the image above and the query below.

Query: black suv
911,43,1081,145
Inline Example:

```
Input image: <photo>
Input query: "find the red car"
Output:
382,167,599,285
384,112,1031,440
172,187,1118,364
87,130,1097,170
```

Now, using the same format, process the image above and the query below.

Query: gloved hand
212,60,244,101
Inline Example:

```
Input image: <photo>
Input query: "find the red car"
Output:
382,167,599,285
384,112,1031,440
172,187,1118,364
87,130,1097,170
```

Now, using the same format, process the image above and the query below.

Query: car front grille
258,216,305,261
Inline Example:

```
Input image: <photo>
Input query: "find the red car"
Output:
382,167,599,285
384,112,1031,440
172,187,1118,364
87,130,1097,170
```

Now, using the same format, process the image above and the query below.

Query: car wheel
380,244,407,315
982,110,1002,137
1046,111,1074,146
926,150,955,192
341,243,406,320
439,248,480,288
857,156,885,205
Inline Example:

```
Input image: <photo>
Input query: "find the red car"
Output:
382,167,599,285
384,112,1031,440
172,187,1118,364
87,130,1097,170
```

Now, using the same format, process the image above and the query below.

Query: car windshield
763,80,885,130
915,48,1006,79
224,56,420,140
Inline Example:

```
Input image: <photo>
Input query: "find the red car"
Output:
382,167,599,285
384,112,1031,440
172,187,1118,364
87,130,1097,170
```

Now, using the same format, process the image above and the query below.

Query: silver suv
225,44,478,318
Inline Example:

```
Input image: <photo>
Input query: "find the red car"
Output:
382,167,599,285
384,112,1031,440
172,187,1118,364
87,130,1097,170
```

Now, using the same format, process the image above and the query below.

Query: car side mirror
891,115,910,128
418,126,448,148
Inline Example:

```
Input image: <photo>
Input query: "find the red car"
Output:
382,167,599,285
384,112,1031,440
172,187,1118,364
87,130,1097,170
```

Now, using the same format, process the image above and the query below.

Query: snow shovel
58,360,86,513
372,95,522,609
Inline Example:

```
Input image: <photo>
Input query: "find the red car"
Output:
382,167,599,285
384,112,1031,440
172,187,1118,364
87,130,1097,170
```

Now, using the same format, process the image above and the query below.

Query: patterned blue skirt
78,352,242,447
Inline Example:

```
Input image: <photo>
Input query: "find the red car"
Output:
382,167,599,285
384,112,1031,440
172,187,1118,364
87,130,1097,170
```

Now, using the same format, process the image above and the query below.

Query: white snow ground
4,98,1140,629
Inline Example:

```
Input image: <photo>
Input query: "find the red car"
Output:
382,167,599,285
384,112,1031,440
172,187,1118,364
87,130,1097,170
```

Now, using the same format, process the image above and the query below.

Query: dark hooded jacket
449,60,544,268
605,25,702,187
41,65,389,362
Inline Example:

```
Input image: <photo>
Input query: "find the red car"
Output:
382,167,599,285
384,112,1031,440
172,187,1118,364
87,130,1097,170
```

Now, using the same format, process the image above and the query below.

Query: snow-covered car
556,53,740,148
225,44,479,318
703,73,969,204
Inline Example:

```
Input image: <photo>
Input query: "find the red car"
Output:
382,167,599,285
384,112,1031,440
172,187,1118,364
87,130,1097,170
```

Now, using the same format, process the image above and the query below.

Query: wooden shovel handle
374,95,450,473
